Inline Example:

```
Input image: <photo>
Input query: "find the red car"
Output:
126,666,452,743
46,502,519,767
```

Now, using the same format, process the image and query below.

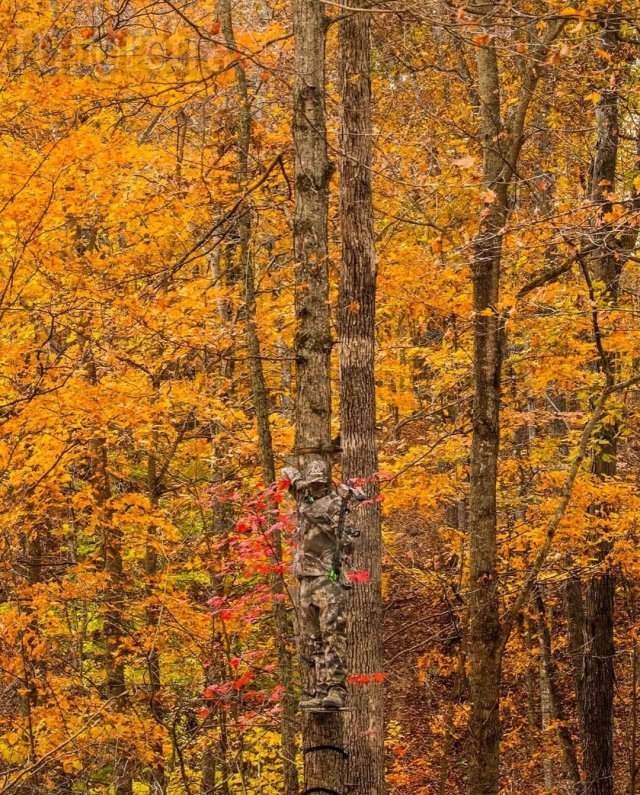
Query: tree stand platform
302,706,349,714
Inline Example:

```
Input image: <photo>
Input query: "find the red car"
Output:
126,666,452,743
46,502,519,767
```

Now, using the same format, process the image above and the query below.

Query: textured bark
145,434,166,795
535,588,582,793
582,574,615,795
467,27,507,795
524,614,538,749
464,13,566,791
565,576,586,727
95,437,132,795
632,638,638,795
292,0,332,463
338,6,384,794
292,0,342,790
202,503,232,795
580,14,620,795
538,600,554,792
218,1,299,789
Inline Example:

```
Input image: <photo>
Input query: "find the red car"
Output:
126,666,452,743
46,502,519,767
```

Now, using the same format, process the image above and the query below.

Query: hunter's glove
281,466,302,489
337,483,367,502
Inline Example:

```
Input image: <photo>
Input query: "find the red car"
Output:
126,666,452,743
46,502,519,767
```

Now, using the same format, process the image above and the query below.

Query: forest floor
383,507,460,794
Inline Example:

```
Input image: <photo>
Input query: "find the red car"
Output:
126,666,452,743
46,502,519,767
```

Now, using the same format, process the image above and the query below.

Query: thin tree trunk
539,610,553,793
338,6,384,794
146,428,166,795
203,501,232,795
580,13,621,795
292,0,341,790
565,575,586,730
95,434,132,795
632,637,638,795
524,613,537,749
464,11,565,791
467,22,507,795
582,574,615,795
535,587,582,793
218,2,299,789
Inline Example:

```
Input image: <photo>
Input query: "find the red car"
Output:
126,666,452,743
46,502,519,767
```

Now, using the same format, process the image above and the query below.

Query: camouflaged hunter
282,460,366,711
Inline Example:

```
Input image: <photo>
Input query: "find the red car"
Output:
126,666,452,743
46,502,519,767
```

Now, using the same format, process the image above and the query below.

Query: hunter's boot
300,689,327,710
322,686,347,710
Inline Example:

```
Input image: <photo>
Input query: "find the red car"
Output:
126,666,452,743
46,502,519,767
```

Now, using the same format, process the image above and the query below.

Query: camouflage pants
299,575,347,693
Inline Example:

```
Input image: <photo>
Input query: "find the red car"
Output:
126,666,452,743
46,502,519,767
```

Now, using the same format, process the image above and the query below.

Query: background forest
2,0,640,793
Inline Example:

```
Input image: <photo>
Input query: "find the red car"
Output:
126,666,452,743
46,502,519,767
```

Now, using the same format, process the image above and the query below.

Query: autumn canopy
2,0,640,793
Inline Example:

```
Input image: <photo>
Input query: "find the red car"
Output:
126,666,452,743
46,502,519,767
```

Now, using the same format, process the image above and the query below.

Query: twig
500,373,640,649
164,153,285,280
0,696,126,793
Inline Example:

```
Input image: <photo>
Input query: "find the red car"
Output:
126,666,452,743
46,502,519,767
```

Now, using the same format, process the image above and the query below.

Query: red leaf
346,570,370,584
270,684,285,702
233,671,253,690
347,672,385,685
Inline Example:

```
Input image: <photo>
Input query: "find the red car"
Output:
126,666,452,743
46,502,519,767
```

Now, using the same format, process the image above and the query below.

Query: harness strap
303,744,348,759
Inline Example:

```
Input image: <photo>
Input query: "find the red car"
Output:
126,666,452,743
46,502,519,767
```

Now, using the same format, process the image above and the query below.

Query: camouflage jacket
283,468,361,580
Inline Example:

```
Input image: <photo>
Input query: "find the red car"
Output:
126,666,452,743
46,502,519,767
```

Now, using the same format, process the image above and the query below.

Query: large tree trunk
218,2,299,790
292,0,333,462
338,7,384,794
292,0,342,790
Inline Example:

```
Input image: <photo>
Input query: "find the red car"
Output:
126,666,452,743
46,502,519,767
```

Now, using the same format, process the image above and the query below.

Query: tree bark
467,24,507,795
292,0,342,790
632,636,638,795
582,574,615,795
292,0,333,464
95,435,132,795
145,429,166,795
338,6,384,794
565,575,586,729
535,587,582,793
580,13,621,795
538,596,554,792
464,11,566,791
